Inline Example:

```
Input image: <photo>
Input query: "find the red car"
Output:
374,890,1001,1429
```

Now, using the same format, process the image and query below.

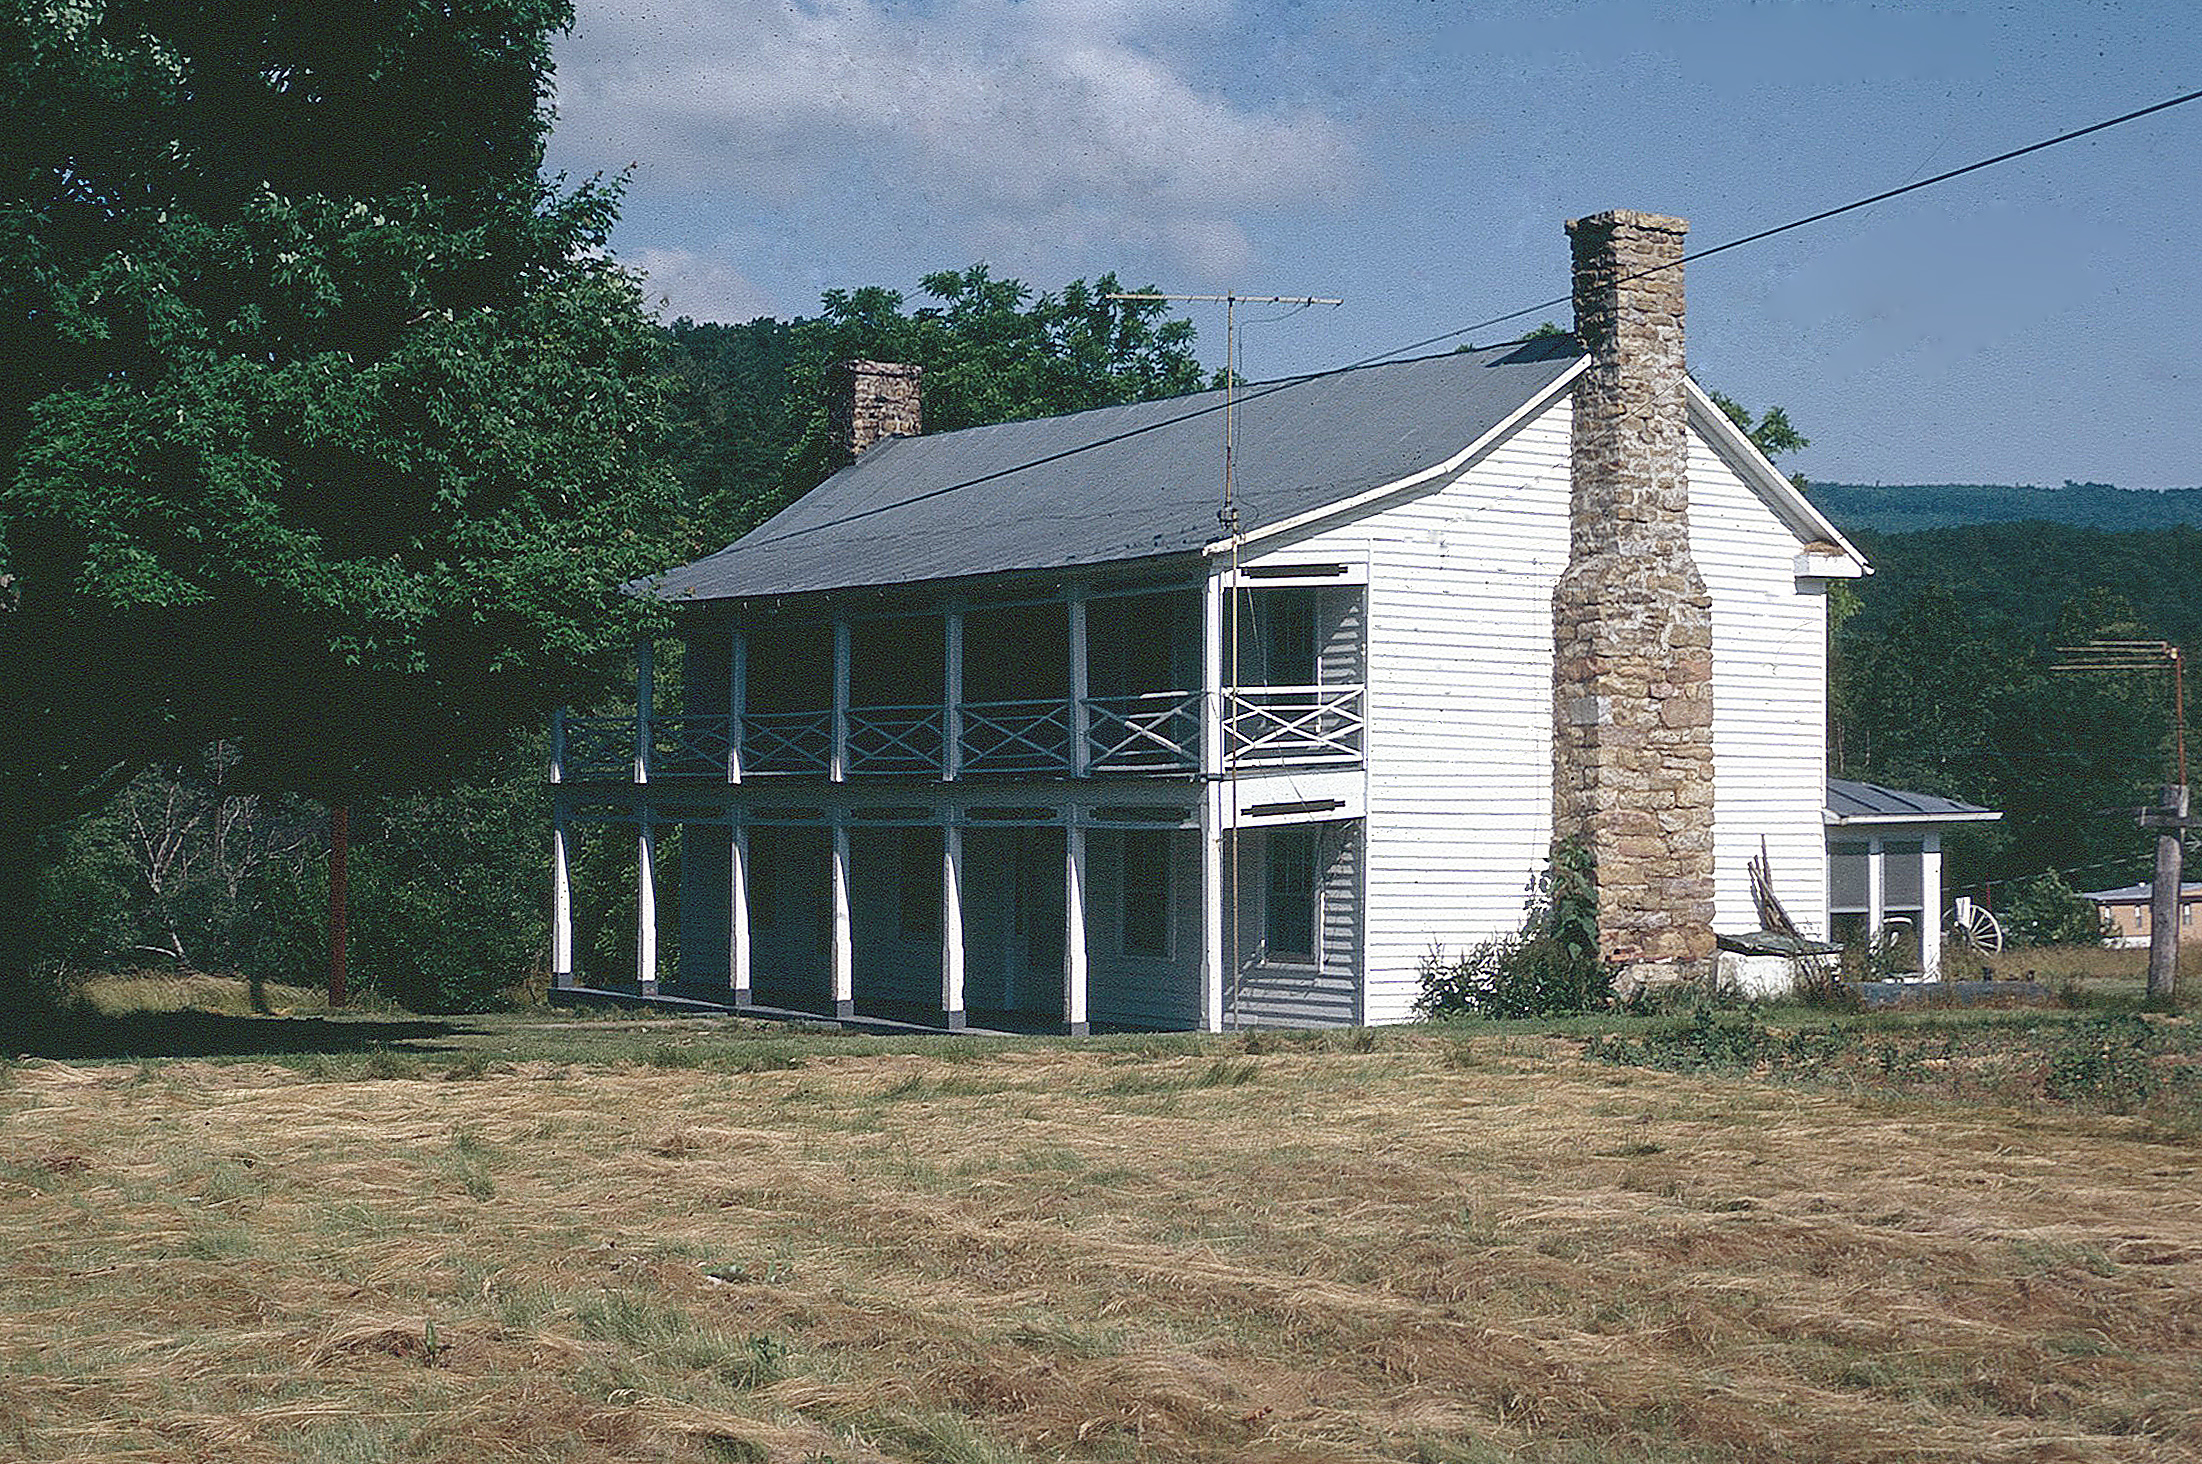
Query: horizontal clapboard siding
1265,398,1572,1022
1687,437,1830,938
1229,821,1361,1027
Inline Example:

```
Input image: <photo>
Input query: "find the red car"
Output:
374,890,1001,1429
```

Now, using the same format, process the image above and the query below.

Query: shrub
1415,840,1613,1020
2004,871,2108,949
2044,1014,2160,1111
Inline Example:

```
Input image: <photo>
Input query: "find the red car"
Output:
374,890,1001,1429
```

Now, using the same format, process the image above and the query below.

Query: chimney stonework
826,359,922,461
1552,209,1718,989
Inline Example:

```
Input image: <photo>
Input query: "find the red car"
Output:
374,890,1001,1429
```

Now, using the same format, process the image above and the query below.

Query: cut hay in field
1,1032,2198,1462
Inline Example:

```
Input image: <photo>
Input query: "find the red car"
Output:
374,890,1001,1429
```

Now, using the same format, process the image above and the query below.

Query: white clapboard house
549,211,1871,1030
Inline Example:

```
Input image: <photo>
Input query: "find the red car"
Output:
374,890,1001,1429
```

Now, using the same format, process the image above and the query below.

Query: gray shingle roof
643,338,1583,603
1825,778,2000,823
2078,882,2202,902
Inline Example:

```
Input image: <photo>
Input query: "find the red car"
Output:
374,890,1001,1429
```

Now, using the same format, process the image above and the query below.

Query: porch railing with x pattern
1086,691,1202,773
1227,685,1365,765
844,704,946,775
559,686,1367,780
958,698,1074,774
743,709,833,774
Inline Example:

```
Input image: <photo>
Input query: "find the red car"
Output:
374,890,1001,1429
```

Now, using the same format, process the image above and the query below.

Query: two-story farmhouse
549,210,1869,1030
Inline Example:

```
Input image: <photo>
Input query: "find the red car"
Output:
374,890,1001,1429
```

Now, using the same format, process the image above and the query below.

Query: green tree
0,0,680,1002
665,265,1207,553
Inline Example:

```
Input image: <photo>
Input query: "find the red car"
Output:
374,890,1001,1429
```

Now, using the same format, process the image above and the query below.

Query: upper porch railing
556,685,1364,782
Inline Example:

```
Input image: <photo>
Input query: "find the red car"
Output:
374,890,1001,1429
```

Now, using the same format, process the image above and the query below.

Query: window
1120,830,1173,959
1264,826,1319,963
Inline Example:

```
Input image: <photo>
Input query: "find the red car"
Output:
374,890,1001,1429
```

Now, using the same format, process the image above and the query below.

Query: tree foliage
663,265,1208,554
0,0,680,999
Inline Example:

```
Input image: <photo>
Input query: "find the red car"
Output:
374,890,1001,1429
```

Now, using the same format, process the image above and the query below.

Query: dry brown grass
2,1029,2200,1463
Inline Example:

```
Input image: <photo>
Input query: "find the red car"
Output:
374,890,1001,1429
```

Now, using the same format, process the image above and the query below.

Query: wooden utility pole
2058,640,2188,1001
2140,785,2191,1001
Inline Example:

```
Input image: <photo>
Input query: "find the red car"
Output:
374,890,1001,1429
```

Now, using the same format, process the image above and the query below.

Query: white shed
1824,778,2002,975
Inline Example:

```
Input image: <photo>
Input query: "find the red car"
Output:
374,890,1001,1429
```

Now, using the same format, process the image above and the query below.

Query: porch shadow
0,1008,466,1062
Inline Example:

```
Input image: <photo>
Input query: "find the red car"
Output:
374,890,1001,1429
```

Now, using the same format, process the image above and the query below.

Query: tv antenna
1107,290,1342,1029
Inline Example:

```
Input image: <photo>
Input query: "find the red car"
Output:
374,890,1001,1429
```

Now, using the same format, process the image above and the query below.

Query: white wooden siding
1246,394,1830,1021
1686,436,1831,939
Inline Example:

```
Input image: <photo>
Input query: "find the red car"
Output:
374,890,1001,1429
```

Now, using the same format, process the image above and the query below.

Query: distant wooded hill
1806,481,2202,534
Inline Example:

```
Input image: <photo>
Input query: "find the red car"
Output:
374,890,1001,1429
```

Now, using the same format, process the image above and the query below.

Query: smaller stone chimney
825,359,922,462
1551,209,1718,990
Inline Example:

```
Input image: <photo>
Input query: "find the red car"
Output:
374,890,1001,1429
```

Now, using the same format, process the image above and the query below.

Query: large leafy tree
665,265,1209,552
0,0,679,1000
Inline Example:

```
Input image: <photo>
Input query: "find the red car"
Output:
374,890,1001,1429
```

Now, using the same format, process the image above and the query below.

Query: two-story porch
550,561,1371,1032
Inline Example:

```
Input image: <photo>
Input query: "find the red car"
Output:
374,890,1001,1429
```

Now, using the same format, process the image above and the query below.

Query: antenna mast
1107,290,1341,1029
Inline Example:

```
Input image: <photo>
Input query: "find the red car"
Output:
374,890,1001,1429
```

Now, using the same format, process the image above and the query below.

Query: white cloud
552,0,1359,277
623,245,784,322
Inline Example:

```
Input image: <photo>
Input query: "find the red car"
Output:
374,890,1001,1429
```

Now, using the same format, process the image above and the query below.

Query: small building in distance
2081,881,2202,948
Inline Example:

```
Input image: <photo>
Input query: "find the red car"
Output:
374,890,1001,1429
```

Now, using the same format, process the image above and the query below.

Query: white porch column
728,825,752,1006
550,800,574,990
1921,832,1943,977
636,813,658,995
830,818,855,1019
943,610,964,781
1866,835,1886,946
1198,785,1226,1033
1201,573,1225,778
942,823,967,1029
549,708,574,990
727,628,747,783
1198,571,1226,1032
633,637,654,784
1064,822,1090,1035
830,618,851,782
1068,590,1091,777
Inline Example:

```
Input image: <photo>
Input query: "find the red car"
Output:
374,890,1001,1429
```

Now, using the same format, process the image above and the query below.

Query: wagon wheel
1949,898,2004,955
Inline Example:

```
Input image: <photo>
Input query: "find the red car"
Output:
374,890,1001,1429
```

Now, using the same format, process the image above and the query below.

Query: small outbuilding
1824,778,2001,975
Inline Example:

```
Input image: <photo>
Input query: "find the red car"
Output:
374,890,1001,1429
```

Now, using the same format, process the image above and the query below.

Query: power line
736,84,2202,554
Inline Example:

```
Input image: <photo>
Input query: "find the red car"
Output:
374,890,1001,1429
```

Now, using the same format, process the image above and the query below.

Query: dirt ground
2,1021,2199,1463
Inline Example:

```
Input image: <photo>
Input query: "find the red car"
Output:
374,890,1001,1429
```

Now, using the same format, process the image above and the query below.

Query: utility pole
1107,291,1340,1028
2058,640,2188,1000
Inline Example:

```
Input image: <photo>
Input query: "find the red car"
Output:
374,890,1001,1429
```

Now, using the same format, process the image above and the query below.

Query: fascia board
1685,380,1870,576
1211,355,1590,556
1822,811,2004,827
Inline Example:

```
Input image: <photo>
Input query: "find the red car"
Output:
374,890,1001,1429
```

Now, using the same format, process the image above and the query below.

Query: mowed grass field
2,976,2200,1463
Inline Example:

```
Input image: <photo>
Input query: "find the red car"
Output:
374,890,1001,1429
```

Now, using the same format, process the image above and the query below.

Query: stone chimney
1551,209,1717,989
825,359,922,462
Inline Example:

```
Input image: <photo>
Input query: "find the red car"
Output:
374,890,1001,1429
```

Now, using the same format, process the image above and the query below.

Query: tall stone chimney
1551,210,1717,988
825,359,922,462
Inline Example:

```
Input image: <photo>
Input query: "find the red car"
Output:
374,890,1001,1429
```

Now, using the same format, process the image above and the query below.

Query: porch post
942,822,967,1029
944,610,964,781
1068,590,1091,777
633,637,653,784
1866,836,1885,949
728,824,752,1006
551,798,574,990
1199,572,1226,1031
1921,832,1943,977
727,627,747,783
831,618,851,782
636,812,658,995
1064,821,1090,1036
830,817,855,1019
550,709,574,991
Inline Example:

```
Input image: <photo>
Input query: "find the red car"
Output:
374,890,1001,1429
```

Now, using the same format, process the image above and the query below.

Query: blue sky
546,0,2202,490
